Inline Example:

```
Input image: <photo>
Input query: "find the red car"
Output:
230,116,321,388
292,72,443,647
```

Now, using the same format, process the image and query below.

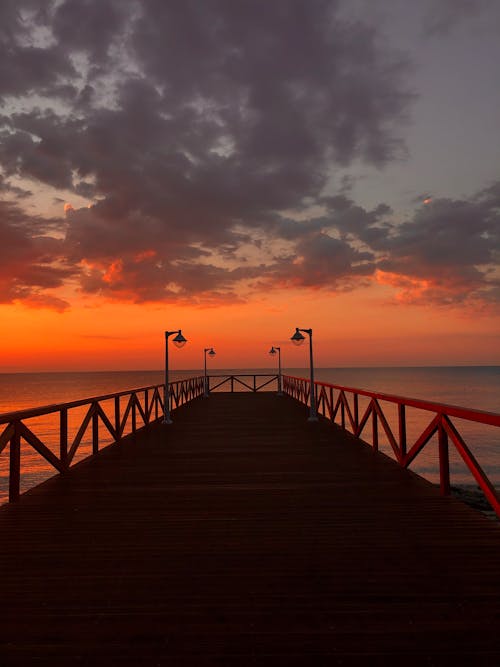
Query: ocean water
0,367,499,505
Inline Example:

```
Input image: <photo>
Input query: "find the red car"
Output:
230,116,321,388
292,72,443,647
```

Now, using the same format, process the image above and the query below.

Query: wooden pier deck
1,392,500,665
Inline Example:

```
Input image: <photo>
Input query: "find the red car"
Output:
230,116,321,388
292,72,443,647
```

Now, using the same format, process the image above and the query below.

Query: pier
1,377,500,664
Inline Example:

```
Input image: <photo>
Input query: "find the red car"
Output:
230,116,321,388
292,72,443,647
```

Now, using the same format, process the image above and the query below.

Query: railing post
60,408,68,470
92,405,99,455
398,404,407,463
132,395,137,433
253,375,257,392
372,404,379,452
231,376,234,392
144,389,149,424
341,399,345,429
9,423,21,502
115,395,121,440
438,415,451,496
353,394,359,430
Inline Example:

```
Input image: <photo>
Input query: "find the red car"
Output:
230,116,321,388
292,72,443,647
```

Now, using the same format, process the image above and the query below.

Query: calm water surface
1,367,499,504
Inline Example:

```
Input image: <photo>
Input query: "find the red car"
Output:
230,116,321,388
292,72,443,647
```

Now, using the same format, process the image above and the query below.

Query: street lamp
269,346,283,396
290,327,317,421
204,347,216,397
163,329,187,424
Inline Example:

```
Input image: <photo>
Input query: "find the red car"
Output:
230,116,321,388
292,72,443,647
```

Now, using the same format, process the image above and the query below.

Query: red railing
0,376,204,503
283,374,500,519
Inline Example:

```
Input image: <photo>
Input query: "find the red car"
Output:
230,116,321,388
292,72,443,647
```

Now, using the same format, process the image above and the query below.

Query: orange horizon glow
2,283,499,372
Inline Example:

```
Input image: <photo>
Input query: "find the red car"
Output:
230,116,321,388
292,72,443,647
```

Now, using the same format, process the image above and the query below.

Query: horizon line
1,364,499,375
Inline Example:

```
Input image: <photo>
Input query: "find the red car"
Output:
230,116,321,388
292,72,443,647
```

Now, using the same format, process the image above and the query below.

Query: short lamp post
269,346,283,396
290,327,317,421
163,329,187,424
204,347,216,397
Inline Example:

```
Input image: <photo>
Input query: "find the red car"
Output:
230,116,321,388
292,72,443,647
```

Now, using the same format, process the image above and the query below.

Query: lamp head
172,330,187,348
269,346,277,356
290,328,305,346
208,348,216,357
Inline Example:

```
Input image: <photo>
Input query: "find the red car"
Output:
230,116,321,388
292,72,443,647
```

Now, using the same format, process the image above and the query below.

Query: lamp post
204,347,216,397
269,346,283,396
163,329,187,424
290,327,317,421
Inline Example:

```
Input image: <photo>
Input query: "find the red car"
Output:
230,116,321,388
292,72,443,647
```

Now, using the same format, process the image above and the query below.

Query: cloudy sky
1,0,499,371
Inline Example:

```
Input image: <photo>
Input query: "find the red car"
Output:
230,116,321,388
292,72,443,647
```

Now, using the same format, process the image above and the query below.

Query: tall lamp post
204,347,216,397
269,346,283,396
163,329,187,424
290,327,317,421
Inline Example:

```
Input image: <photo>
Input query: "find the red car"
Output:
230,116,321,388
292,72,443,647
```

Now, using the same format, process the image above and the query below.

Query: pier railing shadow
283,374,500,519
0,376,204,503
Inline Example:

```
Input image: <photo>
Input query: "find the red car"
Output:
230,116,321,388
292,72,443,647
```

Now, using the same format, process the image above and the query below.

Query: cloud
51,0,131,64
0,0,75,102
0,1,498,312
16,292,70,312
0,0,415,307
268,232,375,290
421,0,484,36
375,183,500,306
0,200,75,309
0,173,32,199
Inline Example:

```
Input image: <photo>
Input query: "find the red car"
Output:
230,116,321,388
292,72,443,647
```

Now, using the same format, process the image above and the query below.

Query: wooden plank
1,393,500,665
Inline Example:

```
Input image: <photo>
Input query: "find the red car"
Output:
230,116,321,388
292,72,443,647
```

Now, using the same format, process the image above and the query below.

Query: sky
0,0,499,372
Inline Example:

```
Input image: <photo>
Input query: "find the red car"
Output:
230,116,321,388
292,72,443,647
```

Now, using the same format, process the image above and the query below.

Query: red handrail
283,374,500,518
0,376,205,503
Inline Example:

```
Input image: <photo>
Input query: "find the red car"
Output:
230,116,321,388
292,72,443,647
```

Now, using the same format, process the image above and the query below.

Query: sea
0,367,499,506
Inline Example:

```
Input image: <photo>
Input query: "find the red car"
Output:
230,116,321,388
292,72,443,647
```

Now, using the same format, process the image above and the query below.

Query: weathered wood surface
1,392,499,665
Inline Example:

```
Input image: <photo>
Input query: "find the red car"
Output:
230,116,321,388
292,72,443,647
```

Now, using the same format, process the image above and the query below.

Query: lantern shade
208,348,216,357
269,347,277,355
173,331,187,348
290,328,305,346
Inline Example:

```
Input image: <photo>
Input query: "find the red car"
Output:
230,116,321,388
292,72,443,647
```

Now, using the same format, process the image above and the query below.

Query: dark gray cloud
51,0,130,64
259,183,500,306
376,183,500,306
422,0,483,36
0,0,74,102
267,231,375,289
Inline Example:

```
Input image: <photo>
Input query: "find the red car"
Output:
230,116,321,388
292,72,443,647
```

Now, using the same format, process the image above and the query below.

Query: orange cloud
102,259,124,285
375,269,431,303
134,249,157,262
17,293,69,312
